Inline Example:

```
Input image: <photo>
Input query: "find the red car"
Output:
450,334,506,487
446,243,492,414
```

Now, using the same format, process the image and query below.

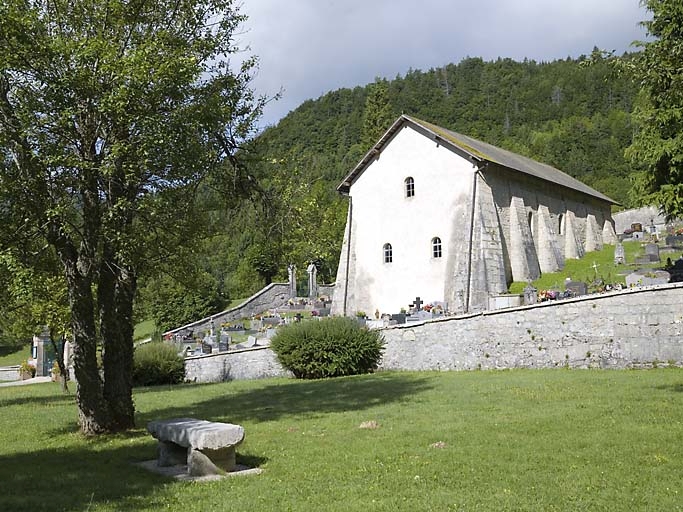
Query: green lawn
0,344,31,366
509,241,669,293
134,319,157,341
1,369,682,511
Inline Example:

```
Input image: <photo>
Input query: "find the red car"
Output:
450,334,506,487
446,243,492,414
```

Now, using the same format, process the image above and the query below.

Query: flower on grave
423,304,433,312
19,360,36,378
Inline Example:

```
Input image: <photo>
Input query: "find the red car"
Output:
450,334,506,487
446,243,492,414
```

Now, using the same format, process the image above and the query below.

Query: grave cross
411,296,423,311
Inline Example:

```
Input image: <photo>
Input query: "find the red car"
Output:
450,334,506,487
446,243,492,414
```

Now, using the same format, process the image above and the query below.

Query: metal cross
411,296,423,311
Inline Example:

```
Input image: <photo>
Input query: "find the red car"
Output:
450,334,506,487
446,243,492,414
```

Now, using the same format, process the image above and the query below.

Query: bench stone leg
188,447,237,476
157,441,187,467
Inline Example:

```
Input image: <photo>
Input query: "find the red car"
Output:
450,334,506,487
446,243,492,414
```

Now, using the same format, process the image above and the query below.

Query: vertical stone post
288,264,297,299
307,262,318,299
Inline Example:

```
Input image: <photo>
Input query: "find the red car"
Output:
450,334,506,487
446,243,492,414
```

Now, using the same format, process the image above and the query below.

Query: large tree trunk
65,262,112,434
99,245,136,431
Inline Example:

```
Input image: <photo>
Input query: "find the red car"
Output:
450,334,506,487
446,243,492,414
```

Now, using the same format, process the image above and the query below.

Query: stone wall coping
384,281,683,330
184,345,271,361
165,283,289,335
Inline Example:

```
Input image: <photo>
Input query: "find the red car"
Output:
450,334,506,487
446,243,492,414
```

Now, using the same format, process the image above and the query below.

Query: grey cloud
237,1,647,127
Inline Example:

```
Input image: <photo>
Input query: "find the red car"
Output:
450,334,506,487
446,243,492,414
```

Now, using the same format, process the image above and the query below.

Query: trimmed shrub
271,317,385,379
132,342,185,387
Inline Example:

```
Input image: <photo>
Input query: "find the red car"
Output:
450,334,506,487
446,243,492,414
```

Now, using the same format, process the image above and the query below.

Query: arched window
383,243,393,263
405,177,415,198
432,237,442,258
558,214,565,235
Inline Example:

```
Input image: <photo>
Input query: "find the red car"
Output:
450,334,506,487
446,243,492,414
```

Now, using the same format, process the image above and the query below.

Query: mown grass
1,369,682,511
134,319,157,341
0,369,683,512
509,241,669,293
0,344,31,366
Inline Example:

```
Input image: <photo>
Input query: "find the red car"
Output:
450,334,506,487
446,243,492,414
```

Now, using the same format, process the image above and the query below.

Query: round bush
132,342,185,387
270,317,385,379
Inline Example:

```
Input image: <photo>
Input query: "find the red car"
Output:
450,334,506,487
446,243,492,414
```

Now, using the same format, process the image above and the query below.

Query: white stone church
331,115,618,316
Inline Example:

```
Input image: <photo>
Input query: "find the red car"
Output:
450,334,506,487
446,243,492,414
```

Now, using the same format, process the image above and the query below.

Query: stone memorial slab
626,269,670,287
201,342,212,355
523,283,537,305
391,313,406,324
645,243,660,262
406,310,432,323
565,280,587,297
665,235,683,248
614,243,625,265
247,335,257,347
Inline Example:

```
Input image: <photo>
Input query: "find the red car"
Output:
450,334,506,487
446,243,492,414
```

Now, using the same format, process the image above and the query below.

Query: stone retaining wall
0,366,20,382
380,283,683,371
166,283,291,337
184,346,290,383
183,283,683,383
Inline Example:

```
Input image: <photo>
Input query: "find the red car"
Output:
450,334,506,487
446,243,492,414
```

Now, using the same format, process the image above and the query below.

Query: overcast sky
236,1,649,128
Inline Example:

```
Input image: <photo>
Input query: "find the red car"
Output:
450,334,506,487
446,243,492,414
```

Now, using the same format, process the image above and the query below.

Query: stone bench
147,418,245,476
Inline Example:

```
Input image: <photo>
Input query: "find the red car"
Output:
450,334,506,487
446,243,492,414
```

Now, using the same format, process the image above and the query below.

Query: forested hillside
138,52,641,331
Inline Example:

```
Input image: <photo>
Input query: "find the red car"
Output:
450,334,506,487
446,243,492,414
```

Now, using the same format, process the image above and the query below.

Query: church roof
338,115,616,204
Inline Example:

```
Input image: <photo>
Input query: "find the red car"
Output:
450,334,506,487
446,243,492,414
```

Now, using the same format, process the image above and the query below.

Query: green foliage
132,342,185,387
138,272,223,333
360,78,395,150
19,360,35,378
626,1,683,219
0,0,264,433
271,317,384,379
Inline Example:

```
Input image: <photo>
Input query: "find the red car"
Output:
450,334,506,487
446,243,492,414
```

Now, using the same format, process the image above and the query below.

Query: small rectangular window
383,243,393,263
432,237,442,258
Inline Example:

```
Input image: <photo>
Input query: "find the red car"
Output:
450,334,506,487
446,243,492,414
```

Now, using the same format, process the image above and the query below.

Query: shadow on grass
0,392,74,408
137,372,433,425
0,442,168,512
655,383,683,393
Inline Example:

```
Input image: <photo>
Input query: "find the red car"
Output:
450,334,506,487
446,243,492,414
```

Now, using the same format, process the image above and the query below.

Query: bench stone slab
147,418,245,476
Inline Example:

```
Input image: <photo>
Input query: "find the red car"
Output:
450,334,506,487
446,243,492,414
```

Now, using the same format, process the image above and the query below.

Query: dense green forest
137,52,640,331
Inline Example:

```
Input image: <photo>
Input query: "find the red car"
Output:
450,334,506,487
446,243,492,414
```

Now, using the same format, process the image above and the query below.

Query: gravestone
523,283,537,305
406,310,432,323
645,243,660,262
614,243,625,265
669,259,683,282
262,316,280,327
307,262,318,299
218,333,230,352
288,263,297,298
665,235,683,248
565,280,587,297
250,319,263,331
201,342,212,355
391,313,406,324
247,335,257,347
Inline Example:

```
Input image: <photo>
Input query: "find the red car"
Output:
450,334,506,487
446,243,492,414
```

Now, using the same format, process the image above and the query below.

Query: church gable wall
346,125,474,315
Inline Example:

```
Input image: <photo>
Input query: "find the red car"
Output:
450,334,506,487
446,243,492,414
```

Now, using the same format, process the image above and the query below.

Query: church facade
330,115,618,316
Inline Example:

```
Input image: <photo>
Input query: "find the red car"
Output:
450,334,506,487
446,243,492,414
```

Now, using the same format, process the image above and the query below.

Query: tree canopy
627,0,683,220
0,0,264,434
